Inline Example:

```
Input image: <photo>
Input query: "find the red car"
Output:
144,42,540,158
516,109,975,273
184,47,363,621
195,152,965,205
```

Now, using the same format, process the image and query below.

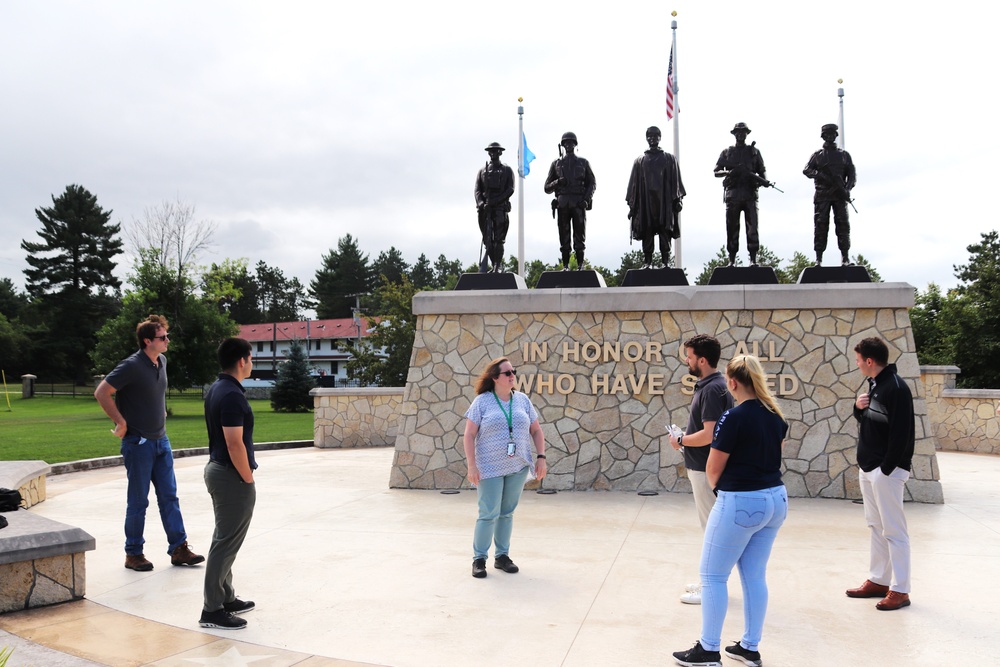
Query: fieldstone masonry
312,387,403,448
391,284,944,503
921,366,1000,455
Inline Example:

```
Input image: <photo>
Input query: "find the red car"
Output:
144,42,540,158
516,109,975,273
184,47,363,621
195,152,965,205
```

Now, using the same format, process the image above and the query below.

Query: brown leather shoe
876,591,911,611
170,541,205,566
846,579,890,598
125,554,154,571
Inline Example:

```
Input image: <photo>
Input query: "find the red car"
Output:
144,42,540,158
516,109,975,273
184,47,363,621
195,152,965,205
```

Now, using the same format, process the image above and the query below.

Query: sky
1,1,995,305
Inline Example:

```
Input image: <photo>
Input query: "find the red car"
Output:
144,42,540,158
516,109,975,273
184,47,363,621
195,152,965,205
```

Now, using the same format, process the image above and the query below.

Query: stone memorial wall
390,284,943,503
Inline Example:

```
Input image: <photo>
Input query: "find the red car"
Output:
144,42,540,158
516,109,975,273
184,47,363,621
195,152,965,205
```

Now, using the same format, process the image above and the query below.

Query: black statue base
797,265,872,284
535,270,607,289
621,268,689,287
454,272,528,290
708,266,779,285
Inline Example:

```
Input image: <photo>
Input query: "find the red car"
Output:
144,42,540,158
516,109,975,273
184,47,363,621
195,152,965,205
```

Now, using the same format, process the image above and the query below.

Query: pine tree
308,234,371,319
21,184,123,382
270,339,315,412
22,184,122,298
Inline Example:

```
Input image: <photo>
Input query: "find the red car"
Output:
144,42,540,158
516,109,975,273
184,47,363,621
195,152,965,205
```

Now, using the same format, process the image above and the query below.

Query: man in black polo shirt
668,334,734,605
199,338,258,630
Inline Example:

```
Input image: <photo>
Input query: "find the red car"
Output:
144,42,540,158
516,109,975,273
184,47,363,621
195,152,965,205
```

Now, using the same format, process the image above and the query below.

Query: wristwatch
678,434,684,447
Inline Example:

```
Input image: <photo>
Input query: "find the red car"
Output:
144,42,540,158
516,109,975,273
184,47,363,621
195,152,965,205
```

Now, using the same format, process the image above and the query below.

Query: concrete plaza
0,447,997,666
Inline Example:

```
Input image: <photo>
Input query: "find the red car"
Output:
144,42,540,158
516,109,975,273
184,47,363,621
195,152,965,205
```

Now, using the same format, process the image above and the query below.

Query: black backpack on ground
0,487,24,512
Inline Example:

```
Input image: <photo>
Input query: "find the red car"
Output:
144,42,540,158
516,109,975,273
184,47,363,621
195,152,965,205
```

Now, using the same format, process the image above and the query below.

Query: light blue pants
473,467,529,560
700,485,787,653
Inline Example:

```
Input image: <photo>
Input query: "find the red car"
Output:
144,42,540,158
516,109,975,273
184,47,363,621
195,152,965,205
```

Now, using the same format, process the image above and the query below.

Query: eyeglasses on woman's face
498,369,517,378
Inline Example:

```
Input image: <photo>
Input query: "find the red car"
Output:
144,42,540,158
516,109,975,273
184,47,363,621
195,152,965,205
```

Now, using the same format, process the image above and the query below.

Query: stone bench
0,460,50,509
0,510,95,613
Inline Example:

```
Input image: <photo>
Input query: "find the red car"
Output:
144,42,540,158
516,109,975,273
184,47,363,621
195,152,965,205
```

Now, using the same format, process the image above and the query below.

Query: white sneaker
684,582,700,593
680,590,702,605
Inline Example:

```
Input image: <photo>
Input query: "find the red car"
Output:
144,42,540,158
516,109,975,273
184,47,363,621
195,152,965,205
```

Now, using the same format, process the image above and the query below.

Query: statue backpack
0,487,24,512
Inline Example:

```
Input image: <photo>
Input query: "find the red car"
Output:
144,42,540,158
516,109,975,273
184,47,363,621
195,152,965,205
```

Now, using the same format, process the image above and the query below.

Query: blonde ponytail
726,354,785,421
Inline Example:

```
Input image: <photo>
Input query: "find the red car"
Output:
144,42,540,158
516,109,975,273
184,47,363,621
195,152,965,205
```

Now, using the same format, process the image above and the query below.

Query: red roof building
238,317,378,382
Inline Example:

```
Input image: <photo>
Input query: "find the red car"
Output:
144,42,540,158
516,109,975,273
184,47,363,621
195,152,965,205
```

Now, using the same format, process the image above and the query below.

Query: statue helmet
484,142,505,153
560,131,578,146
730,122,751,135
821,123,839,136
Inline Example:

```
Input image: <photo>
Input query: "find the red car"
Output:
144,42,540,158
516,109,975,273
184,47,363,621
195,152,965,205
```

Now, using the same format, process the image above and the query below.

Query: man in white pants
846,336,915,611
668,334,733,605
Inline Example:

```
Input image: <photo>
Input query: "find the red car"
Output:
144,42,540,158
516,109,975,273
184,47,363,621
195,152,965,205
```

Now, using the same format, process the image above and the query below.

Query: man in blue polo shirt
668,334,734,605
199,338,258,630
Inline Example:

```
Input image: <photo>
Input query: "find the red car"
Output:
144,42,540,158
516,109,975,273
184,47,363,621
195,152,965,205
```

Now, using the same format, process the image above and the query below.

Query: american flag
665,44,676,119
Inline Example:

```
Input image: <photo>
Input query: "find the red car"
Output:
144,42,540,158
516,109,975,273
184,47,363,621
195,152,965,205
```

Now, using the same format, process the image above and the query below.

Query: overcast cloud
1,1,993,303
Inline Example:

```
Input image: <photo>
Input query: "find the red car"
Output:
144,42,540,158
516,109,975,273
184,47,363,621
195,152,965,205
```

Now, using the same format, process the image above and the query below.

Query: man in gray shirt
668,334,734,604
95,314,204,571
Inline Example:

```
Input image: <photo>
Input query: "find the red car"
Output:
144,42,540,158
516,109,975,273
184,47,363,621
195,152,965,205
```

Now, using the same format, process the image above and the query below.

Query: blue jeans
473,466,529,560
700,485,787,653
121,434,188,555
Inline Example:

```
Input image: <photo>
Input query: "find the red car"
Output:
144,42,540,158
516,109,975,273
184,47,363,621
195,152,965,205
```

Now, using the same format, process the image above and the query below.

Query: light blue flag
519,132,536,177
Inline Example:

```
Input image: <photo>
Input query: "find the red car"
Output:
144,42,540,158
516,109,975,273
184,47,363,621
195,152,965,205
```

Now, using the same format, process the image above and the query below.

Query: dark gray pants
203,461,256,611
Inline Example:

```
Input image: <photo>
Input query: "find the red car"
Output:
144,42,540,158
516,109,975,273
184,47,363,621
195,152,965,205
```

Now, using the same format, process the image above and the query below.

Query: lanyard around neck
491,391,514,438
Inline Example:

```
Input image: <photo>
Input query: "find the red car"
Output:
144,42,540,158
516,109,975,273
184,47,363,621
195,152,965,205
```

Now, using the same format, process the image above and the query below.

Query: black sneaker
672,640,722,667
223,598,255,615
198,609,247,630
472,558,487,578
724,641,762,667
494,554,519,573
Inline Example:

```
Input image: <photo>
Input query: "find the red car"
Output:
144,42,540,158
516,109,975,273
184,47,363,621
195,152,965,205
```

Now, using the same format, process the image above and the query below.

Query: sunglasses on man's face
153,335,170,341
498,369,517,377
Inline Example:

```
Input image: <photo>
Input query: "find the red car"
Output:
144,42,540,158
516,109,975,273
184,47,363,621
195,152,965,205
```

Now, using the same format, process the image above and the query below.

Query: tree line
2,184,995,392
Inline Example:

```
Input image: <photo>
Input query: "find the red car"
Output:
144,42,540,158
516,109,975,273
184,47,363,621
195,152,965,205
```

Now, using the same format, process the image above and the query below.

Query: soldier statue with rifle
714,122,781,266
804,123,857,266
474,142,515,273
544,131,596,270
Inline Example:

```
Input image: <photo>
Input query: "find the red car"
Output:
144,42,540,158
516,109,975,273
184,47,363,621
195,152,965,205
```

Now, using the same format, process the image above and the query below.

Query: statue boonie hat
484,142,505,152
731,122,751,135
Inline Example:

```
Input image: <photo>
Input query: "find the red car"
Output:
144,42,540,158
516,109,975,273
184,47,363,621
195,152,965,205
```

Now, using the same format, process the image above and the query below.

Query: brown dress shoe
876,591,911,611
846,579,890,598
125,554,154,571
170,541,206,566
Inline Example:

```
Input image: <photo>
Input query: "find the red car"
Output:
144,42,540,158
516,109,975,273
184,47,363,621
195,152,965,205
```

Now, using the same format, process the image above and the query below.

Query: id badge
507,440,516,457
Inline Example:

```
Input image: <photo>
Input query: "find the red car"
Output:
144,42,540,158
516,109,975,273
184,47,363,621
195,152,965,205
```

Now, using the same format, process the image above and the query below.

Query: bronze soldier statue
474,142,515,273
626,126,685,268
715,122,767,266
804,124,856,266
544,132,596,269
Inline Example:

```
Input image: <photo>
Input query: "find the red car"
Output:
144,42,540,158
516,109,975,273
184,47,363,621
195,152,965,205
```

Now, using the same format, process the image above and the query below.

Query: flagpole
671,15,682,270
517,99,526,278
837,80,845,149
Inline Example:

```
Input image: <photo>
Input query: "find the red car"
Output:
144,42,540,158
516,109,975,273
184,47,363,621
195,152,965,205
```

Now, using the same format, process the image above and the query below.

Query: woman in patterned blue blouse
463,357,547,578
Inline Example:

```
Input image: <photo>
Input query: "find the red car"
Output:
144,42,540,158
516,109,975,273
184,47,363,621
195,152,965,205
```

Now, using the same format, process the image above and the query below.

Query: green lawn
0,393,314,464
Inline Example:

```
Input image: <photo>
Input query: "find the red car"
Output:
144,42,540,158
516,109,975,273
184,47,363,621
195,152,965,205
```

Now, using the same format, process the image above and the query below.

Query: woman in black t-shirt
673,355,788,667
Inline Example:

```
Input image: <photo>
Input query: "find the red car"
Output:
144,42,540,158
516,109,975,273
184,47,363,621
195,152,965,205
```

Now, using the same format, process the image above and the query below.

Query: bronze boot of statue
575,251,585,270
842,254,851,266
750,252,758,267
815,252,823,266
728,253,737,267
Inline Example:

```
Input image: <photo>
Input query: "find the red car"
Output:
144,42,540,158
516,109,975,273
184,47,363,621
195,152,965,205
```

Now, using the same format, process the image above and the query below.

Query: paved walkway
1,447,998,666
